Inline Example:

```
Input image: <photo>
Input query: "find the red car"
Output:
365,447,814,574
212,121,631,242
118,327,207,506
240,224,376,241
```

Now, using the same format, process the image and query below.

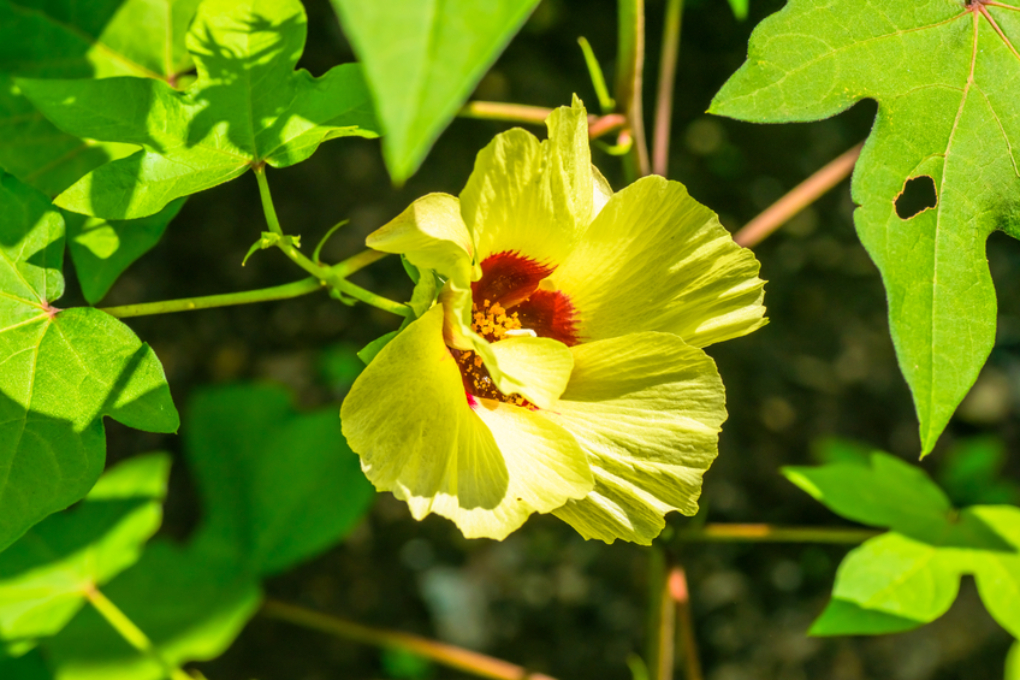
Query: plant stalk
84,584,192,680
616,0,651,178
651,551,677,680
460,102,626,140
254,166,409,317
652,0,684,177
254,165,283,236
734,143,863,248
100,250,391,319
262,599,557,680
676,523,879,544
669,567,702,680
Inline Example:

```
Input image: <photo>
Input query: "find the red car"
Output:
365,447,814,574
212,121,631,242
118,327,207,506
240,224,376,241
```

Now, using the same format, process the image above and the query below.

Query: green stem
616,0,650,179
254,164,283,236
84,585,192,680
646,547,675,680
676,523,879,544
100,250,392,319
254,166,409,316
262,600,557,680
652,0,684,177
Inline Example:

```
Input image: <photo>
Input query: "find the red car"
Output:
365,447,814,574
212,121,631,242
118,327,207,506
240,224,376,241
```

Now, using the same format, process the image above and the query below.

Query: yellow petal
482,336,573,409
341,305,590,540
460,97,593,265
366,192,474,284
547,332,726,544
547,175,766,348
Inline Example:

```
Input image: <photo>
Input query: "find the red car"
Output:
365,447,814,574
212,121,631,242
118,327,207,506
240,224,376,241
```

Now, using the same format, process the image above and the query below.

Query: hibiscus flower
341,98,765,543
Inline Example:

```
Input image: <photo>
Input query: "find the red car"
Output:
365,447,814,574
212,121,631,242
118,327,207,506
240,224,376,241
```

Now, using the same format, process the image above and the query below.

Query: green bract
710,0,1020,454
343,99,767,544
17,0,379,220
0,172,178,554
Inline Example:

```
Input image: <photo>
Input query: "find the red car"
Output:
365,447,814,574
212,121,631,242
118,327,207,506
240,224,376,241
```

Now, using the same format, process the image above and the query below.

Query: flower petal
366,192,474,284
547,175,766,347
484,336,573,408
592,164,613,217
547,332,726,544
341,305,590,540
460,97,593,265
472,399,594,517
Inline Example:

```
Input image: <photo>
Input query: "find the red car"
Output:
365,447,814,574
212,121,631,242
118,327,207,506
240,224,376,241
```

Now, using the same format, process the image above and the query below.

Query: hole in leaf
895,175,938,219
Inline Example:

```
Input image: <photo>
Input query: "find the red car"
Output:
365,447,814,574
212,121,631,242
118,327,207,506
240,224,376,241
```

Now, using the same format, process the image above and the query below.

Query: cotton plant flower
341,97,765,544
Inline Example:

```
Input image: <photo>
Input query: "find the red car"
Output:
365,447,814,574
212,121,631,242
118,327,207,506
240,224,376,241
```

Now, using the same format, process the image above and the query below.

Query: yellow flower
341,98,766,543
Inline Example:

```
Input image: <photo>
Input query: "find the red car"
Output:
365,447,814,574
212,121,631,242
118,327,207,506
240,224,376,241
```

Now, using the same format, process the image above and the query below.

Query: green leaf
969,505,1020,639
65,199,185,305
319,342,364,393
709,0,1020,454
726,0,749,21
783,452,953,541
0,650,51,680
809,598,923,637
795,448,1020,638
0,0,201,196
42,537,261,680
0,171,178,553
811,532,959,636
1008,640,1020,680
939,437,1020,507
332,0,540,181
18,0,378,220
0,454,170,654
185,383,375,576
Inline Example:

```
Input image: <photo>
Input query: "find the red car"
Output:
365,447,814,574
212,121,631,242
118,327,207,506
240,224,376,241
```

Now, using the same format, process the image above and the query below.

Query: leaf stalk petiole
83,584,193,680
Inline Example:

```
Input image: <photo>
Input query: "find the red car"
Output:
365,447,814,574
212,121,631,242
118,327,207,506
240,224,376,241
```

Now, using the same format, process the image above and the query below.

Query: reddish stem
734,143,862,248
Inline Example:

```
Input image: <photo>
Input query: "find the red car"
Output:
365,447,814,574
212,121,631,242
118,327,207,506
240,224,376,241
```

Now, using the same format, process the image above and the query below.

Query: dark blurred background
81,0,1020,677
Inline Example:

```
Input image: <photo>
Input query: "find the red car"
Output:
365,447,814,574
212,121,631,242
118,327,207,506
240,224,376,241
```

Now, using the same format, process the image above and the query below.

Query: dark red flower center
453,251,578,407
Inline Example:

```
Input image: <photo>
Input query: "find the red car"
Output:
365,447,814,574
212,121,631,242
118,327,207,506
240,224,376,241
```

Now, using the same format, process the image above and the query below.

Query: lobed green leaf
42,536,260,680
185,383,375,576
0,454,170,654
18,0,378,220
710,0,1020,454
0,172,178,553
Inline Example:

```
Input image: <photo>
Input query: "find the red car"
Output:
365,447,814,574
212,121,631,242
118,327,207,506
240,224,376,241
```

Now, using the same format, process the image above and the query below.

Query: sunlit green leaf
1007,640,1020,680
969,506,1020,639
0,454,169,654
783,452,953,541
809,598,922,637
0,171,178,553
186,383,375,576
0,0,201,196
811,532,958,636
793,446,1020,640
18,0,378,220
43,537,261,680
710,0,1020,453
65,199,185,304
331,0,540,181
